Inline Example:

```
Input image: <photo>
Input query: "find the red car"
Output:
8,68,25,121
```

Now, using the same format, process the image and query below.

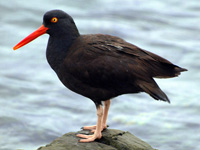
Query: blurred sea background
0,0,199,150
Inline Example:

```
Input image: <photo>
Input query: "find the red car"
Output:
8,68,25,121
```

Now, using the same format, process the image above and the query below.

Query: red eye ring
51,17,58,23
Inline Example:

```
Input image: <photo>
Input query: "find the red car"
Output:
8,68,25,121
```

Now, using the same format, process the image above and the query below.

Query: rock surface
37,129,156,150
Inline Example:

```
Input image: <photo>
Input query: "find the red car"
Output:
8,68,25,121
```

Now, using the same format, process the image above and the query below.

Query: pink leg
76,105,103,142
90,100,111,133
82,100,111,132
102,100,111,129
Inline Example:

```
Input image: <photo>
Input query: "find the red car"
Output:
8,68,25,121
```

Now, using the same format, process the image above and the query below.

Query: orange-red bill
13,25,48,50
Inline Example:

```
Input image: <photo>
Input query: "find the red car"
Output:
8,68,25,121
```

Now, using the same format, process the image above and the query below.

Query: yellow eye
51,17,58,23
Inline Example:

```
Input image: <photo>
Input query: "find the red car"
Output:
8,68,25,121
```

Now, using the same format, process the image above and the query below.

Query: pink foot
76,133,102,142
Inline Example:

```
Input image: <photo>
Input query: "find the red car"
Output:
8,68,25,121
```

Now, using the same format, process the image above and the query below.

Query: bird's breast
46,37,71,72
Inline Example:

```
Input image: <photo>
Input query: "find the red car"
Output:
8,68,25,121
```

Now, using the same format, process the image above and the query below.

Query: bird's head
13,10,79,50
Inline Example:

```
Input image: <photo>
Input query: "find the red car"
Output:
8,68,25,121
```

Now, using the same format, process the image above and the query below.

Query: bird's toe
81,125,97,130
77,133,102,143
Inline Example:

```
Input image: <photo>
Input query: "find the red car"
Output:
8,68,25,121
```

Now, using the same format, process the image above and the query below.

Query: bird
13,9,187,143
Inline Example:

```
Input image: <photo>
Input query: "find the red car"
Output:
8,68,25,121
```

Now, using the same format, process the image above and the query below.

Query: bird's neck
46,34,79,72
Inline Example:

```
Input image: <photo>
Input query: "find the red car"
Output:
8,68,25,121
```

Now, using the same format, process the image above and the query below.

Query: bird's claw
77,133,101,143
81,124,109,132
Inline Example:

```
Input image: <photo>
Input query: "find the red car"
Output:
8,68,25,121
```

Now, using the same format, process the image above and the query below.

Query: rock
37,129,156,150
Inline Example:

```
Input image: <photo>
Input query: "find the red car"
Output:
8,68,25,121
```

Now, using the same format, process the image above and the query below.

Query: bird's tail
174,66,188,76
138,79,170,103
152,64,187,79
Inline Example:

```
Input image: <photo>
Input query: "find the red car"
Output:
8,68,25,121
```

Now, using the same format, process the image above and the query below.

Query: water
0,0,199,150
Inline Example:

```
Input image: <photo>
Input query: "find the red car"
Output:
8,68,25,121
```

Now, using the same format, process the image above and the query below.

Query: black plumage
13,10,187,142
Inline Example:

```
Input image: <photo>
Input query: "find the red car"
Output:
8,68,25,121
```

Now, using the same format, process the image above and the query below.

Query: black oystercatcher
13,10,187,142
